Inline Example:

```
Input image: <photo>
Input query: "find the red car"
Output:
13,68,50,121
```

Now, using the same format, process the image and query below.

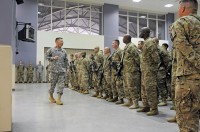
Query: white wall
37,31,104,64
118,37,169,50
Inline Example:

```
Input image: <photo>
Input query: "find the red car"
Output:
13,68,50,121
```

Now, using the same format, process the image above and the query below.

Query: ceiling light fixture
140,16,146,18
164,4,173,7
38,12,41,14
132,0,141,2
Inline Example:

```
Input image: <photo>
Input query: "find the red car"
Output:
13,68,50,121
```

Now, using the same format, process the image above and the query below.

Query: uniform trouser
49,72,65,95
69,72,75,87
17,72,24,82
157,70,168,100
103,73,112,96
65,71,69,85
141,73,149,107
80,72,89,90
111,74,118,97
93,72,103,93
123,71,140,101
175,74,200,132
143,70,158,109
115,76,125,99
166,75,171,97
46,71,50,82
74,72,79,88
37,72,43,82
171,74,176,106
27,73,33,83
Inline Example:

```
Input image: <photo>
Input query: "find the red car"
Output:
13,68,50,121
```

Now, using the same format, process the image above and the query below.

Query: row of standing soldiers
68,32,172,116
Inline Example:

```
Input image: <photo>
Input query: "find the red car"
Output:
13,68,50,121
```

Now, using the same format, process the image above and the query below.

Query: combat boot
146,108,159,116
129,99,139,109
49,93,56,103
83,90,89,94
101,94,109,99
167,116,177,123
137,107,150,112
106,96,113,102
110,96,118,102
91,92,99,97
166,97,172,101
97,92,103,98
56,94,63,105
121,99,132,107
115,98,124,104
158,99,167,106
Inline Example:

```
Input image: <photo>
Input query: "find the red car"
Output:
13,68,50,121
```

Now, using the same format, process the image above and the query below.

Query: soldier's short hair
162,43,169,49
55,37,63,42
180,0,198,10
138,41,144,45
114,39,120,45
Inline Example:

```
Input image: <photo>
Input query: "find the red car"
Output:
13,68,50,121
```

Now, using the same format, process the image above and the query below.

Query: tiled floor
12,83,179,132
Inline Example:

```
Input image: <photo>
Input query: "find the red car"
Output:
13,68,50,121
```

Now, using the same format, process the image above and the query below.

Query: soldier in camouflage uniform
77,52,82,93
121,35,141,109
91,46,104,98
46,37,68,105
137,27,160,116
17,60,25,83
74,53,80,91
79,52,90,94
65,63,69,87
110,40,125,104
69,54,75,89
26,62,34,83
169,0,200,131
36,61,43,83
162,43,172,101
101,47,112,100
154,39,171,107
88,54,95,89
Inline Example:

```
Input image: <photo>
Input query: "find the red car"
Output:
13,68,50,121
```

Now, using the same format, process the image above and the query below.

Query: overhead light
132,0,141,2
165,4,173,7
38,3,44,6
140,16,146,18
38,12,41,14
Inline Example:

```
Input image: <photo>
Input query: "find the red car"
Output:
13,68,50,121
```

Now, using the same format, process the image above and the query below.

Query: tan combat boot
56,94,63,105
121,99,133,107
97,92,103,98
110,96,118,102
146,108,159,116
158,99,167,106
137,107,150,112
115,98,124,105
83,90,89,94
167,116,177,123
129,99,139,109
91,92,99,97
101,94,109,99
106,96,113,102
49,93,56,103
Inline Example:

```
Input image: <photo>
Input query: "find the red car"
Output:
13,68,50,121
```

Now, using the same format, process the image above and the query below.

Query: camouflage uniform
46,47,68,95
36,63,43,83
65,66,69,87
170,14,200,131
17,63,25,83
171,47,176,109
157,46,171,103
74,58,79,90
123,42,140,104
94,52,104,93
79,57,90,91
102,54,112,97
112,48,124,100
46,64,50,83
69,60,76,88
141,38,160,111
26,64,34,83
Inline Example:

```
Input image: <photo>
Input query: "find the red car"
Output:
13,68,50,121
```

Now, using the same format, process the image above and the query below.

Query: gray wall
0,0,16,63
16,0,37,66
166,13,174,50
103,4,119,53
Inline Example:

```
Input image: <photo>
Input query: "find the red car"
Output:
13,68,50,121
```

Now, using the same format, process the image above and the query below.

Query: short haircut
114,39,120,45
180,0,198,11
162,43,169,49
138,41,144,45
55,37,63,42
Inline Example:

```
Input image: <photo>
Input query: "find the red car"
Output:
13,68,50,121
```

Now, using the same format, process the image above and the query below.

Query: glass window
139,18,147,32
66,2,78,9
129,17,137,38
38,0,51,6
65,9,79,33
128,11,137,17
119,10,127,16
52,7,65,32
79,4,90,11
52,0,65,8
91,12,102,35
79,10,90,34
91,5,102,12
158,21,165,40
158,14,166,20
38,6,51,31
149,19,156,37
119,16,127,37
139,13,147,18
148,13,156,19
